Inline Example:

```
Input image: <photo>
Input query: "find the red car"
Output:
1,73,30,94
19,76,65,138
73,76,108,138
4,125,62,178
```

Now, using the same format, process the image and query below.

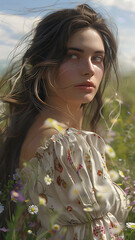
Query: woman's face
47,27,105,107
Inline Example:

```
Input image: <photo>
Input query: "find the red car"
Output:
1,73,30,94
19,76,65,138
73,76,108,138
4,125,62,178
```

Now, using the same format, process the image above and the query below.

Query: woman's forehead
67,28,105,53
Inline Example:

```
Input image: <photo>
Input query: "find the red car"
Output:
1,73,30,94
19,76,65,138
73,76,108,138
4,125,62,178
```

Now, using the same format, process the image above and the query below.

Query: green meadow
0,70,135,239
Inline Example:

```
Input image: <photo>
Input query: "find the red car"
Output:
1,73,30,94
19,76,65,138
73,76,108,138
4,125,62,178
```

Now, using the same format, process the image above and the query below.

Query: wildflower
127,206,132,211
13,179,23,191
27,230,32,234
13,173,20,181
119,170,125,178
109,170,119,181
105,144,116,158
0,227,9,232
111,223,123,235
83,207,93,212
39,195,47,206
28,205,38,215
130,200,135,206
44,118,65,133
52,224,60,231
126,222,135,229
11,190,25,202
44,174,53,185
0,203,4,214
96,186,111,201
132,208,135,213
69,183,82,200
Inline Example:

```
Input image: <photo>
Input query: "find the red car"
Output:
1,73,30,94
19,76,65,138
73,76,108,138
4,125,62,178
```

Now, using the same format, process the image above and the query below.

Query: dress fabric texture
20,119,129,240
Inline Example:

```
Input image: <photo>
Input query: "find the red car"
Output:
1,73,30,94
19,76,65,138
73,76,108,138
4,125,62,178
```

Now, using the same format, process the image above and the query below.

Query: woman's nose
81,58,95,77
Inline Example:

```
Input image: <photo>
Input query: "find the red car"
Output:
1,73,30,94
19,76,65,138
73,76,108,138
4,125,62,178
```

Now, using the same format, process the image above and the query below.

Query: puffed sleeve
20,128,129,240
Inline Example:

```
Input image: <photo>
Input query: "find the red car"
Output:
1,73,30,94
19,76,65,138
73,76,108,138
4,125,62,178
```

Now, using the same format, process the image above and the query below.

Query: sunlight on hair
100,92,122,132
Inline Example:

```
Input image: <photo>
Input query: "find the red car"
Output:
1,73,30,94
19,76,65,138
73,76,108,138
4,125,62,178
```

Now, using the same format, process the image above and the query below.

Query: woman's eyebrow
67,47,84,52
67,47,105,55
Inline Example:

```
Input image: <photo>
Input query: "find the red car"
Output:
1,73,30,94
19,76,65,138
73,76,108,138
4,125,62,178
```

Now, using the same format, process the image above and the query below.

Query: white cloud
0,13,40,61
0,13,40,35
0,8,134,74
94,0,135,12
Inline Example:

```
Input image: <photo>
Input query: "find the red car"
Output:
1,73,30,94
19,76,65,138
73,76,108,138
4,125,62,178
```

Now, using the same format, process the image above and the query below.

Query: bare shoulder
19,127,59,168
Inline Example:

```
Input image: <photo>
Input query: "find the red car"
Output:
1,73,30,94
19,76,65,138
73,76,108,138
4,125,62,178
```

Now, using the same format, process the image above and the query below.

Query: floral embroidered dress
20,118,129,240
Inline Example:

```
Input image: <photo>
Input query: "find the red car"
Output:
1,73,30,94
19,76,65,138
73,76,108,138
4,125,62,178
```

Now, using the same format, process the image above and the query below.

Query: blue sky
0,0,135,74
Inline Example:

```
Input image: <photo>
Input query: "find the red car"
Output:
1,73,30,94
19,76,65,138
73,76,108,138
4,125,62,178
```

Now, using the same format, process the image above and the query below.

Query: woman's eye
92,56,104,63
67,54,79,59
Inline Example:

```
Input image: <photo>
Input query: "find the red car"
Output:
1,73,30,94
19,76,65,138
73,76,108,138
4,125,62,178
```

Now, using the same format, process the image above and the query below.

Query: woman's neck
41,97,83,130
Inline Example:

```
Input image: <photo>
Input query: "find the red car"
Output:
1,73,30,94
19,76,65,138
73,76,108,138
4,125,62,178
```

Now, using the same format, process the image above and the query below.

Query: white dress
20,119,129,240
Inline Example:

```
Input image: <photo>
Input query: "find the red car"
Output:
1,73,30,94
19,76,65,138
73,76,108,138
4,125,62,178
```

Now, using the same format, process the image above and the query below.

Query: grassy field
102,70,135,239
0,70,135,239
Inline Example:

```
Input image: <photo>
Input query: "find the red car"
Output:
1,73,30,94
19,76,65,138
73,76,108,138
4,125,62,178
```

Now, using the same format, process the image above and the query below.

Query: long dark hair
0,3,118,191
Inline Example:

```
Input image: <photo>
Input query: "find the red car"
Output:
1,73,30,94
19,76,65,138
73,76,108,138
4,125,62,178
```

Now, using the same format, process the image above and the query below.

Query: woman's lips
74,81,95,91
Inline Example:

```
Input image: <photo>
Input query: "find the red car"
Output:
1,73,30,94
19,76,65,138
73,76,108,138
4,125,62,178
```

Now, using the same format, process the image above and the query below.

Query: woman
0,4,129,239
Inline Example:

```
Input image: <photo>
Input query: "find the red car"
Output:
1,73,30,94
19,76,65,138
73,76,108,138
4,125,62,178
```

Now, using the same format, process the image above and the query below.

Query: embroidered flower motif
57,176,67,188
57,176,61,186
28,205,38,215
55,157,63,173
67,149,72,163
67,206,73,211
85,153,91,161
62,179,67,188
76,164,83,174
93,225,105,237
44,174,53,185
77,164,83,170
97,170,102,176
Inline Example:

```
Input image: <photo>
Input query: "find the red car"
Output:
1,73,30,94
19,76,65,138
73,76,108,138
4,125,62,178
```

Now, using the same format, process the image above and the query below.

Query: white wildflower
96,186,111,201
105,144,116,158
52,224,60,231
111,223,123,235
27,230,32,234
44,118,65,133
83,207,93,212
119,170,125,178
44,174,53,185
39,196,47,206
69,183,82,200
126,222,135,229
109,170,119,181
28,205,38,215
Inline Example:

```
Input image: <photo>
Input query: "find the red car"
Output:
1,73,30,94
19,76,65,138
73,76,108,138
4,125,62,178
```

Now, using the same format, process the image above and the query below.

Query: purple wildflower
0,227,9,232
11,190,25,202
130,200,135,206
